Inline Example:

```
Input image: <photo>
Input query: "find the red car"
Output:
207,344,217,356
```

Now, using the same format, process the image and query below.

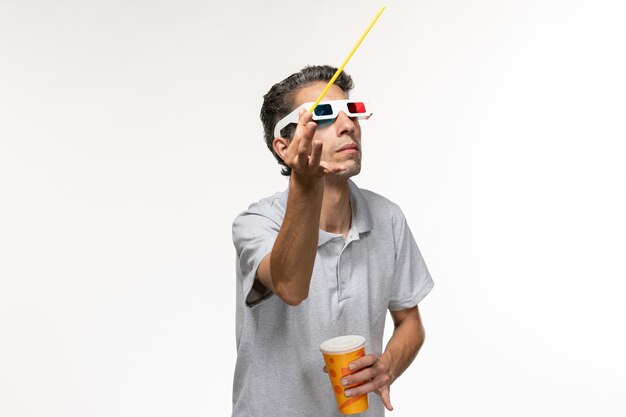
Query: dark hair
260,65,355,176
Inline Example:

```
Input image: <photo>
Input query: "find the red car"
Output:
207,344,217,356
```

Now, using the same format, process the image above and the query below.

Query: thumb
380,386,394,411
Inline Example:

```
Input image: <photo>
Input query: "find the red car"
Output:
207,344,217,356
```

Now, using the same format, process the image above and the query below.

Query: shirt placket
337,227,360,302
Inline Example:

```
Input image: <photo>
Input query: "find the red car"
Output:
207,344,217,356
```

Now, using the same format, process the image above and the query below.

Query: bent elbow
284,296,306,306
274,285,308,306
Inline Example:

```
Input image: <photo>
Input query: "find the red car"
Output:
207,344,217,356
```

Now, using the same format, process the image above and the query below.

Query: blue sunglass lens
314,104,334,117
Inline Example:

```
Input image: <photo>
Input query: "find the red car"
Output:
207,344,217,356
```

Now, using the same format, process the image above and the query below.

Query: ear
272,136,290,161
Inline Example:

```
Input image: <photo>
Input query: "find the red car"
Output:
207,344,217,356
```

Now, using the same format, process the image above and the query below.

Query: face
293,82,362,178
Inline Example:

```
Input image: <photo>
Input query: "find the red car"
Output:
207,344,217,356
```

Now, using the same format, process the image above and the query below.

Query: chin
338,162,361,179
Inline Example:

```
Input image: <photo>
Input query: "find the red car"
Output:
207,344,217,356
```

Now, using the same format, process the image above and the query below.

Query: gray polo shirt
232,180,434,417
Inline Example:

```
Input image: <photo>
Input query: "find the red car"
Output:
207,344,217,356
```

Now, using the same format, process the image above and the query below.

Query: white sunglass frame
273,99,372,138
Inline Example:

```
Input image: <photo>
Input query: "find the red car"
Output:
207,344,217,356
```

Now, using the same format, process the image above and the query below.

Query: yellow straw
309,6,386,113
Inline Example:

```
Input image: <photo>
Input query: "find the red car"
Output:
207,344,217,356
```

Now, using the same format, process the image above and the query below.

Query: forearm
381,312,425,383
270,174,324,305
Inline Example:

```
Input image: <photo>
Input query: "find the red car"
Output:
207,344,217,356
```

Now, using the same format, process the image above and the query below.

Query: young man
232,65,434,416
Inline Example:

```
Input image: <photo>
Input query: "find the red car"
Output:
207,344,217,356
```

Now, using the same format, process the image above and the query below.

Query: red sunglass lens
347,102,366,114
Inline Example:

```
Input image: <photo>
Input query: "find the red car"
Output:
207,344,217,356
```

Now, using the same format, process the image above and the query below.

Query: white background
1,0,625,416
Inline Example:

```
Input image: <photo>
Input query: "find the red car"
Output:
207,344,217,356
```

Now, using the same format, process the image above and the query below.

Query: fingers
348,354,379,372
297,123,316,164
344,363,378,384
284,110,320,173
342,354,393,399
322,366,328,374
380,386,394,411
296,110,316,163
281,109,349,177
344,378,382,399
345,385,393,412
318,160,347,174
342,370,391,398
308,140,322,169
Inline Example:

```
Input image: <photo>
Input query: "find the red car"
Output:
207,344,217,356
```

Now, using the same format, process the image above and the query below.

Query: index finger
283,109,310,153
293,109,316,143
348,354,378,371
291,109,317,160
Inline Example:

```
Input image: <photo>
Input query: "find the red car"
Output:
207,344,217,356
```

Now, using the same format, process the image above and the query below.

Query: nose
335,111,357,136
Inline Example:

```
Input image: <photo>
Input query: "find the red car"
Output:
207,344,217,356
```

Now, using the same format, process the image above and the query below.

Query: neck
320,179,352,237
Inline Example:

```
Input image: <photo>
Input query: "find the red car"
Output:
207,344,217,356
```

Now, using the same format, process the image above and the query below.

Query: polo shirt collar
317,180,373,247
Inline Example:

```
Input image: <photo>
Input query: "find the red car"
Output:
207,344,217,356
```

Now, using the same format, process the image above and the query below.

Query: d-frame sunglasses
273,99,372,138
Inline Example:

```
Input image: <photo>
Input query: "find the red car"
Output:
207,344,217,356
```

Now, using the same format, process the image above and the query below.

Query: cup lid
320,335,366,354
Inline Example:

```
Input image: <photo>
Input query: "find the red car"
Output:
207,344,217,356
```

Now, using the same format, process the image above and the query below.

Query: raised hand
281,109,347,178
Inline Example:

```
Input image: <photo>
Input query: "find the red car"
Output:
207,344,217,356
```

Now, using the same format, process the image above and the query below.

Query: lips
337,143,360,153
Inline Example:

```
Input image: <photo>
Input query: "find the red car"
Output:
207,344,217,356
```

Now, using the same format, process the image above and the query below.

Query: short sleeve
388,215,434,311
232,201,281,307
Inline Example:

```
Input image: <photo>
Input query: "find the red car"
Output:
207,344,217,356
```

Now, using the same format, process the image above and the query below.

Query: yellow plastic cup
320,335,368,415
